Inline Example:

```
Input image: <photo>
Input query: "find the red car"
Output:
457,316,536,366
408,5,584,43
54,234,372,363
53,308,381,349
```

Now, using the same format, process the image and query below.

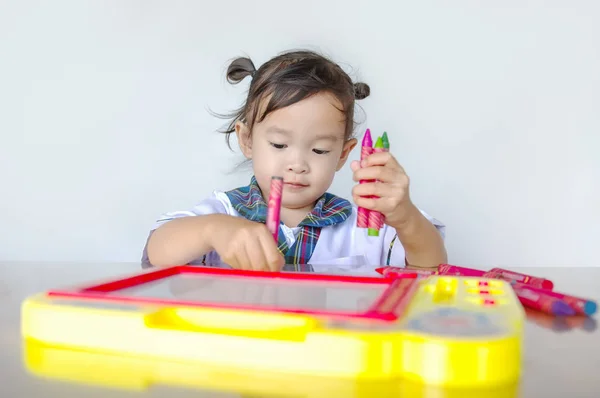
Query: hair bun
226,57,257,84
353,82,370,100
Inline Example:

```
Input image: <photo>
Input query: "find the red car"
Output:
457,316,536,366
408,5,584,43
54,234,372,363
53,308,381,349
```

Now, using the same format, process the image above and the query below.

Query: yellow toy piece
21,269,525,388
23,337,519,398
397,275,525,386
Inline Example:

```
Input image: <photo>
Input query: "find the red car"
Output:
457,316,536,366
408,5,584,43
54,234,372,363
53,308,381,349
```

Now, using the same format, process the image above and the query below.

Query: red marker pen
511,284,575,316
510,282,596,316
356,129,373,229
489,268,554,290
266,176,283,242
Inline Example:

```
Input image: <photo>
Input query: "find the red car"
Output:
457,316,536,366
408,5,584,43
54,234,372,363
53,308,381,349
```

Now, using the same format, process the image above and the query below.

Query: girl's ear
235,121,252,158
336,138,358,171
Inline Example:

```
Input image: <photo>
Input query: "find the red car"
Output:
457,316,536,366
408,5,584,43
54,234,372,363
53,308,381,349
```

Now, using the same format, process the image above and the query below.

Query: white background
1,0,598,267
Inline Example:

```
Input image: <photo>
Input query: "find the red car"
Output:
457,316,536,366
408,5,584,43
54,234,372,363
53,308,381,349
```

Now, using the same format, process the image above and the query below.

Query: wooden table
1,262,598,397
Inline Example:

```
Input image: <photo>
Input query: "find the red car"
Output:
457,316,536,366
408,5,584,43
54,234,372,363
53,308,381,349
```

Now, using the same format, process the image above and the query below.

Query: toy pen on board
509,281,597,316
356,129,373,229
367,136,385,236
366,277,420,319
488,268,554,290
376,266,436,277
266,176,283,242
391,277,422,317
439,264,554,290
509,283,575,316
437,264,487,277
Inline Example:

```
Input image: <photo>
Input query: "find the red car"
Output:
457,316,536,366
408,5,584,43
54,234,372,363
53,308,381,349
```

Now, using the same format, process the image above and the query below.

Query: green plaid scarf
225,176,353,272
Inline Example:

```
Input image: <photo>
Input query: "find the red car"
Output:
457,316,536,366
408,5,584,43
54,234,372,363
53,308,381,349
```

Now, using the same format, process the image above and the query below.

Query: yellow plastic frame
23,337,520,398
21,275,525,388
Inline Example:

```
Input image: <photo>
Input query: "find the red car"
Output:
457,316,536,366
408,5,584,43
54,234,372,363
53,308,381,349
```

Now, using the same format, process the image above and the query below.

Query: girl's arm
146,214,223,267
392,204,447,268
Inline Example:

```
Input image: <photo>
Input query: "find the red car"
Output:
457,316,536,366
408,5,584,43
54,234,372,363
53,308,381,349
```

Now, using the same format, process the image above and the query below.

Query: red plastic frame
47,266,418,321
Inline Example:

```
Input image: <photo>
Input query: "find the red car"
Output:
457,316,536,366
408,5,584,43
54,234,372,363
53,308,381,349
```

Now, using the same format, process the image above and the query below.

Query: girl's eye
270,142,286,149
313,149,330,155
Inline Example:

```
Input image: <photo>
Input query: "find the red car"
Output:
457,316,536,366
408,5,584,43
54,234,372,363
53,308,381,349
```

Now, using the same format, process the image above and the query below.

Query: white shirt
147,191,446,275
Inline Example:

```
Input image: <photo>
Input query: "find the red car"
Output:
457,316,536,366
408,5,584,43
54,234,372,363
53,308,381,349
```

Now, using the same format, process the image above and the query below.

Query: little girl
143,50,447,273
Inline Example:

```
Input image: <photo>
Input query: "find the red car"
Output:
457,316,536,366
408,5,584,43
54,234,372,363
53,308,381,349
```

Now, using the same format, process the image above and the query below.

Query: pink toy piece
356,129,373,228
266,176,283,242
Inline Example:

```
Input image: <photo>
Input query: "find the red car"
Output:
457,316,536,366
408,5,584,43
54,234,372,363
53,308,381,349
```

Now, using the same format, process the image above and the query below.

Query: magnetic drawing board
112,272,384,312
45,265,416,321
21,268,525,388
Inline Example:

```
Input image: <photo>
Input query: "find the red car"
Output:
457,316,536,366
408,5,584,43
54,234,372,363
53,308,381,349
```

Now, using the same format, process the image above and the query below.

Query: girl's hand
351,151,418,229
210,215,285,272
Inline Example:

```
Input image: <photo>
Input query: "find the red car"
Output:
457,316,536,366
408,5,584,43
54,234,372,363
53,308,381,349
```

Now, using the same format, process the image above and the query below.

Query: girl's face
236,92,357,214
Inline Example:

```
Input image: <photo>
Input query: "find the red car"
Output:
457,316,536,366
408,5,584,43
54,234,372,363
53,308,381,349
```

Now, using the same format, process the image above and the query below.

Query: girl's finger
370,182,409,199
362,152,406,174
353,165,398,183
352,195,382,212
231,250,248,271
259,230,285,272
245,237,269,271
352,182,385,198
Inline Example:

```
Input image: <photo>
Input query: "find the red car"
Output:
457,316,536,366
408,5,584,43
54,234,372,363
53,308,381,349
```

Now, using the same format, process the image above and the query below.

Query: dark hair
216,50,370,150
